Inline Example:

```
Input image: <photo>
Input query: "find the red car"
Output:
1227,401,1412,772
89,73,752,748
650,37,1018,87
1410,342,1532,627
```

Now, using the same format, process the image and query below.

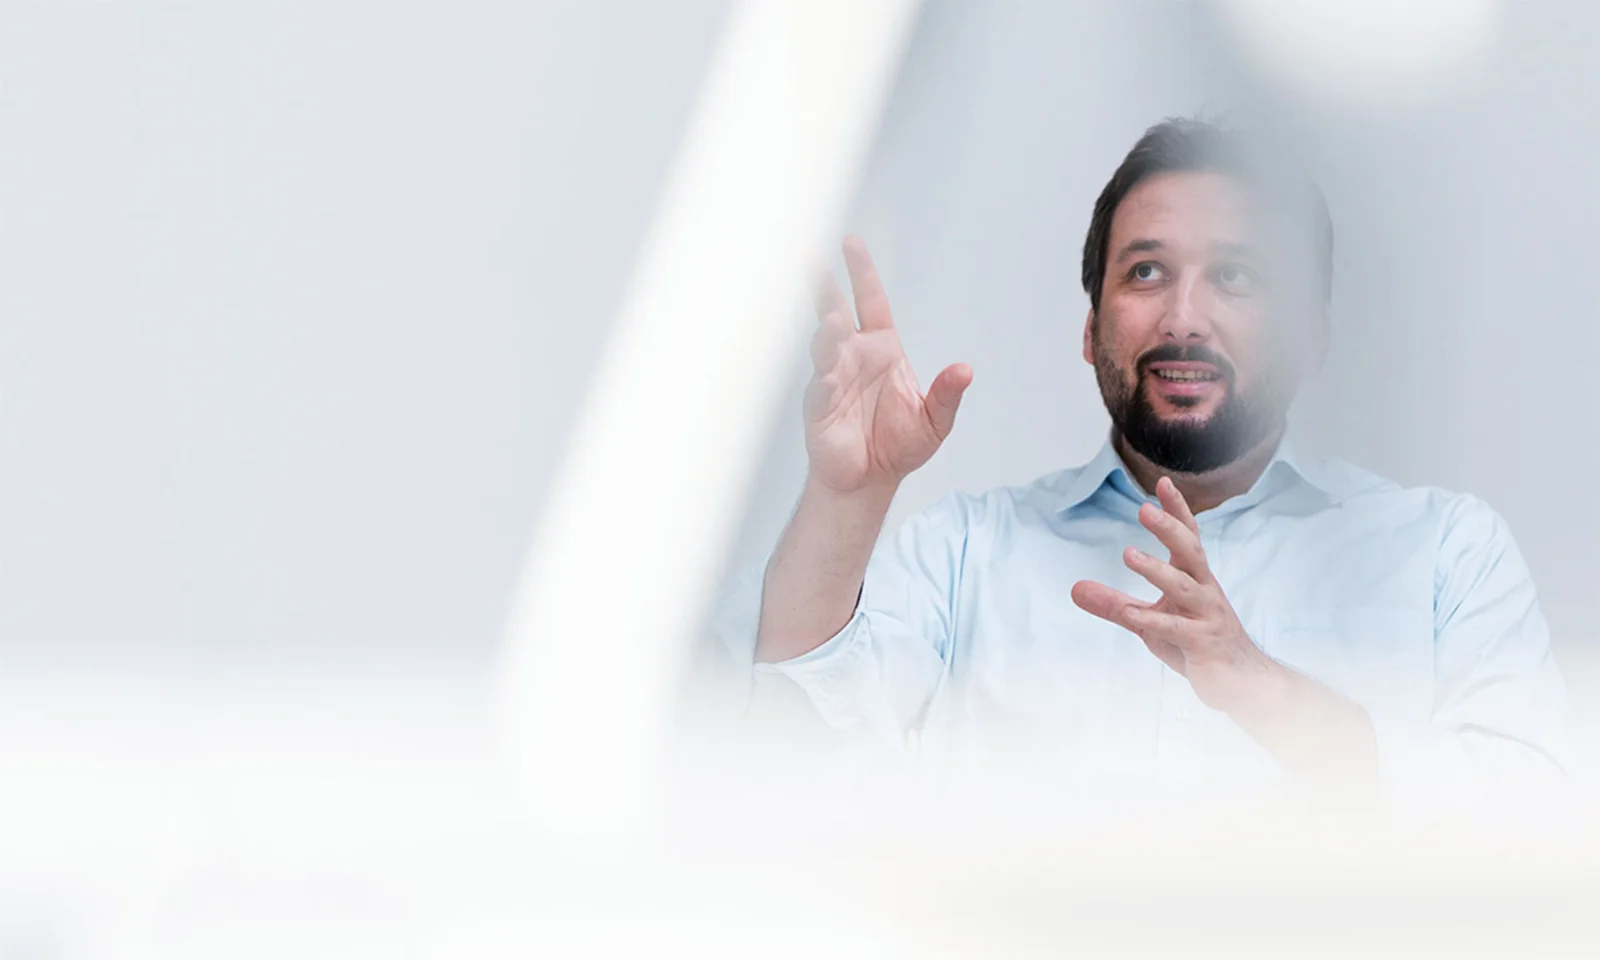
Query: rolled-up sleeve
708,494,968,749
1371,494,1574,823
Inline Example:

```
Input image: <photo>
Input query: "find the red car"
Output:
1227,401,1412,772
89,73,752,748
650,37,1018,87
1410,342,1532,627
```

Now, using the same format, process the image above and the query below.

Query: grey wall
0,0,728,674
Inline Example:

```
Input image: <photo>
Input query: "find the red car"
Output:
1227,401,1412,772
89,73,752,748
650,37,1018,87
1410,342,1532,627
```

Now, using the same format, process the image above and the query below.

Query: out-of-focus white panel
498,0,924,846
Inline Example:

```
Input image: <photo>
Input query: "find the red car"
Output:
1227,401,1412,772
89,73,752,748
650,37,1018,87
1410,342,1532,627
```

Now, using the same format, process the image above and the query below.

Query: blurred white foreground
2,668,1598,958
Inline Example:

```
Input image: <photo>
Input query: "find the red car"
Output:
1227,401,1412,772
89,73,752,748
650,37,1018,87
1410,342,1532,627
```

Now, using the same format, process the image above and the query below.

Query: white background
1,1,1596,953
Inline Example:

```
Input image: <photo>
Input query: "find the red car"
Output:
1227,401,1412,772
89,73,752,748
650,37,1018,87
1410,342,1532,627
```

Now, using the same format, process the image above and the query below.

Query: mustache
1137,343,1235,380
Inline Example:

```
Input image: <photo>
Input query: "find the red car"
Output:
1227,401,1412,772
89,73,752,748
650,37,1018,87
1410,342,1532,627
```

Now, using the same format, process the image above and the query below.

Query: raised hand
804,237,972,494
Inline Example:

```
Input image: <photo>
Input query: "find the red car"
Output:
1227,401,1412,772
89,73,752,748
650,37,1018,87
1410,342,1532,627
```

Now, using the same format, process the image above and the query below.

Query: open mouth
1143,361,1226,400
1150,369,1221,382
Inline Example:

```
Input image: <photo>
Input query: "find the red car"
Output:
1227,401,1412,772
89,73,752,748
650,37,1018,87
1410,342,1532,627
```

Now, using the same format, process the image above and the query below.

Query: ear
1082,308,1096,366
1308,301,1331,376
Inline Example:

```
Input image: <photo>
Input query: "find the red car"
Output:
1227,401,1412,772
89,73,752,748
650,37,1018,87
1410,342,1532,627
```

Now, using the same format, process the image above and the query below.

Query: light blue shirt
714,439,1570,819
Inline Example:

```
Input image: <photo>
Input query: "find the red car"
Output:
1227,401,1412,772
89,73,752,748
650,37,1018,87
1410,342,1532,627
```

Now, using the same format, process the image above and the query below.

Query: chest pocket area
1256,606,1435,717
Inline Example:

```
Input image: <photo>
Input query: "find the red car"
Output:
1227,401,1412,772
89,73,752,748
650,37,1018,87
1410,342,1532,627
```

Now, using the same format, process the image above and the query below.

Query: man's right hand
804,237,972,494
755,237,970,664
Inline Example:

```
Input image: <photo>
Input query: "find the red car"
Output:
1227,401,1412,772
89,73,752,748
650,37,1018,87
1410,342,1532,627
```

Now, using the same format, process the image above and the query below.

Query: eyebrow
1114,238,1264,264
1113,238,1165,264
1211,240,1262,261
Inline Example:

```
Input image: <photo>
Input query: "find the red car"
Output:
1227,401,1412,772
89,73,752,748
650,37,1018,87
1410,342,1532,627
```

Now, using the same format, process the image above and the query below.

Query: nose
1158,272,1212,343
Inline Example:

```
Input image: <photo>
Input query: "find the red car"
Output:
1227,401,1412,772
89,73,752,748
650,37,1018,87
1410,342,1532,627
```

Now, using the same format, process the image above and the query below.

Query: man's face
1082,171,1325,474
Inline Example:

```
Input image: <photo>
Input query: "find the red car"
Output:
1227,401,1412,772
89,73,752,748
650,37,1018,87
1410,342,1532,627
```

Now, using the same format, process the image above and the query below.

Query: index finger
842,236,895,332
1139,502,1212,584
1155,477,1199,534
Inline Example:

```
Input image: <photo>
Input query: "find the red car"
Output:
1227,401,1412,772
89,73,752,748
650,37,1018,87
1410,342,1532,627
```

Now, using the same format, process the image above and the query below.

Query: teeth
1154,369,1217,382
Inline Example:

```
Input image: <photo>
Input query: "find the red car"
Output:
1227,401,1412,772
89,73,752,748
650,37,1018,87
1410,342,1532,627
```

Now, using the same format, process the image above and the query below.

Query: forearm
1229,663,1380,791
754,477,898,663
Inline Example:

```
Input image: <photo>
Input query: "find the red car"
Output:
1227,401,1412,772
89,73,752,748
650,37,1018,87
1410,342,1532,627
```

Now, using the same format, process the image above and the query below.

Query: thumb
924,362,973,440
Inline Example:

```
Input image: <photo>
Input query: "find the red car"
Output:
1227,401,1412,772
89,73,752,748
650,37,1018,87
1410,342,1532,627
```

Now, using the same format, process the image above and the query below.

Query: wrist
1222,657,1380,786
801,472,900,514
1220,655,1299,732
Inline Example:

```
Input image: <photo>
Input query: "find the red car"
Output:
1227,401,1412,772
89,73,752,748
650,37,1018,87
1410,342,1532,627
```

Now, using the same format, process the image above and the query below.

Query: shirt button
1175,706,1191,721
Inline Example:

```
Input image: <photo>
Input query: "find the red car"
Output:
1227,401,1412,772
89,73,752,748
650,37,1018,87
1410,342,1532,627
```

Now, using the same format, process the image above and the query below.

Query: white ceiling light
1215,0,1502,109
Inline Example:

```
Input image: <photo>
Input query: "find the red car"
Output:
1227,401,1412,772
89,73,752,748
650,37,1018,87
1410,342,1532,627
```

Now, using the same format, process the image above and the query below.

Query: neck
1114,423,1285,514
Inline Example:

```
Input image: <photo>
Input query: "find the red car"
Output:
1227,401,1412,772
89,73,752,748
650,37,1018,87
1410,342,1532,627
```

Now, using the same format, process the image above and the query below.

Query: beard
1093,337,1283,474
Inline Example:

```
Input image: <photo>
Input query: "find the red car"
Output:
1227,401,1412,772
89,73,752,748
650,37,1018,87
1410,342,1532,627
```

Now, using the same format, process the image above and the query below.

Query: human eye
1127,261,1167,284
1213,262,1260,294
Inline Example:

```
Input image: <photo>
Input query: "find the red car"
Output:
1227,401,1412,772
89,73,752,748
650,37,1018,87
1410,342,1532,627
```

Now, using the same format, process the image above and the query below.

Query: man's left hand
1070,475,1286,717
1071,476,1379,788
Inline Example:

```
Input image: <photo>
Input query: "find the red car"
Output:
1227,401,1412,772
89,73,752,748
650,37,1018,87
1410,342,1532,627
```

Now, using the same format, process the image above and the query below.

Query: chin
1147,394,1221,418
1154,413,1217,435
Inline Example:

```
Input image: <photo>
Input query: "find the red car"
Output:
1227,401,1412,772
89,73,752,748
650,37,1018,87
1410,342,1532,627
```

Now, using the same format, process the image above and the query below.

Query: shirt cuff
755,606,888,732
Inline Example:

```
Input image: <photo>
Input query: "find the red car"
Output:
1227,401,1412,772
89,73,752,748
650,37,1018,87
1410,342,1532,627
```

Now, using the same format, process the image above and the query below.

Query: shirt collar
1055,434,1355,515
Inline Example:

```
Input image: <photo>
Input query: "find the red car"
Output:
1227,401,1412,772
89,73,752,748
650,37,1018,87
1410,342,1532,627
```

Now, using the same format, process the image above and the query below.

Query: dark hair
1080,118,1333,311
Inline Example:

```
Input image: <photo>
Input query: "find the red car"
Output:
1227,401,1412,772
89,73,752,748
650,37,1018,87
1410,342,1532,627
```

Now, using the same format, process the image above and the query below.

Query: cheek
1094,301,1160,362
1212,298,1269,356
1221,302,1308,386
1091,325,1137,377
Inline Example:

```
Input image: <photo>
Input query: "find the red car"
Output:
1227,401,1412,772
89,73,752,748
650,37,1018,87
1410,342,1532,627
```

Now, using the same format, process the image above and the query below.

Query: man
717,119,1568,820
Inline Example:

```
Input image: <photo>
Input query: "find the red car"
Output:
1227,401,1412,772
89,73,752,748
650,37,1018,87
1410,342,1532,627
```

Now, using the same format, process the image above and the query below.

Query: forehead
1109,171,1257,250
